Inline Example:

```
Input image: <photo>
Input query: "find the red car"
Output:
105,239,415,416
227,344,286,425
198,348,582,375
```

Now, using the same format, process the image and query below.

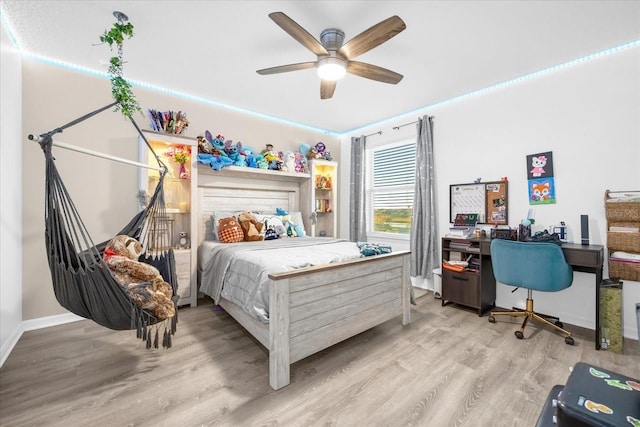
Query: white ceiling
2,1,639,134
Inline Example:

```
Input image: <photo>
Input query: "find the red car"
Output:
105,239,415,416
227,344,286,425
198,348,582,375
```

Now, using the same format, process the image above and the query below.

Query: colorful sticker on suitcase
626,415,640,427
584,399,613,414
605,379,634,391
589,367,610,379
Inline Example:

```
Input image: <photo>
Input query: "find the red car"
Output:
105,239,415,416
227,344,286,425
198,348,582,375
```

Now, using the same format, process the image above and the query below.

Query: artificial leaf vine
99,12,141,118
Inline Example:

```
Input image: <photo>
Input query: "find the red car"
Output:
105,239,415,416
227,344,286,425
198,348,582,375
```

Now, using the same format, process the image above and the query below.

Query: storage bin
599,279,623,353
432,268,442,298
604,190,640,221
608,259,640,282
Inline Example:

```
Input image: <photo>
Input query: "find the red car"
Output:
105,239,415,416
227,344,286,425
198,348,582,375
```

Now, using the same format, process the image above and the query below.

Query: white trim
22,312,85,332
0,323,22,368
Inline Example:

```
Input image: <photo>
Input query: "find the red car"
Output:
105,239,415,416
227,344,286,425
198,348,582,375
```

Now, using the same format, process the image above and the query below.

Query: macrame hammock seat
34,101,178,348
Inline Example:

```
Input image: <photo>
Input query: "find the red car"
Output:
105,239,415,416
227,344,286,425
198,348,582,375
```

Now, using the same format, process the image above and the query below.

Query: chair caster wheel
515,331,524,339
555,320,564,328
488,316,496,323
565,336,575,345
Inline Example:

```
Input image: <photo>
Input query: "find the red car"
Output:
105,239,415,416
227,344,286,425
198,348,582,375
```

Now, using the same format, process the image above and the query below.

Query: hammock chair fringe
34,101,179,349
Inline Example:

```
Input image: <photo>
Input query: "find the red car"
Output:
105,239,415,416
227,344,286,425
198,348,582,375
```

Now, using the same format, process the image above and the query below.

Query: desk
559,243,605,350
476,239,604,349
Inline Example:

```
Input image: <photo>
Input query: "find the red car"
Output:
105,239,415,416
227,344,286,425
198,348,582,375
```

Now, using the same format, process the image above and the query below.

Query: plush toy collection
197,132,332,172
103,235,175,320
215,209,306,243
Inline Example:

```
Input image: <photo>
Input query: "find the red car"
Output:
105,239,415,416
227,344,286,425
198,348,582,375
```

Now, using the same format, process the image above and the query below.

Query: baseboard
0,324,23,368
0,312,85,368
21,312,85,332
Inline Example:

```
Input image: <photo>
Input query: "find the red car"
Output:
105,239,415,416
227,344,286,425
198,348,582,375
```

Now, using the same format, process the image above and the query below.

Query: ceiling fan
256,12,406,99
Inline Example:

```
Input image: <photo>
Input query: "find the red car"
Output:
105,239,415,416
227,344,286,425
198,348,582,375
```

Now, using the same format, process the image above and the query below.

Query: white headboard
197,168,303,244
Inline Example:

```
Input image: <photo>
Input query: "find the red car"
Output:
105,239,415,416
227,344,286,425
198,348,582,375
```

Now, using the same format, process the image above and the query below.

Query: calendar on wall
450,181,508,225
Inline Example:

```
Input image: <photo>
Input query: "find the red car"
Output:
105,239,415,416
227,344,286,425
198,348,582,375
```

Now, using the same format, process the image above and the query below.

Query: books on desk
446,213,478,238
446,227,474,238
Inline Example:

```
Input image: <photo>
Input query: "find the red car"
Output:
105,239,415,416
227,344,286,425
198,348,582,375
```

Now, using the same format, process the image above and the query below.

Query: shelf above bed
198,164,310,182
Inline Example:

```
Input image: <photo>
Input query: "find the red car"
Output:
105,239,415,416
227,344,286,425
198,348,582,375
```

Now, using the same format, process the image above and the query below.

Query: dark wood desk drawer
562,246,602,268
442,269,480,308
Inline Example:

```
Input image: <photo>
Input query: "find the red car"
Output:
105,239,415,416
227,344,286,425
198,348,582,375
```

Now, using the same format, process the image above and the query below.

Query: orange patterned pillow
217,216,244,243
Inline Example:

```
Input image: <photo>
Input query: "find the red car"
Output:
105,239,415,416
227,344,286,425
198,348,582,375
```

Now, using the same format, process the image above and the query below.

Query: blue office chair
489,239,575,345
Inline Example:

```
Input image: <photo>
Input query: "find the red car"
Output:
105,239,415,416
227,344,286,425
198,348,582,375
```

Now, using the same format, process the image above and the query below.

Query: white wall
1,18,23,366
340,46,640,340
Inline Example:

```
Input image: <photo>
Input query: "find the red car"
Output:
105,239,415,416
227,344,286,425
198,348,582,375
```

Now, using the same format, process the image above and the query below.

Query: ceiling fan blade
269,12,329,56
320,80,337,99
347,61,404,84
257,61,317,75
338,16,406,60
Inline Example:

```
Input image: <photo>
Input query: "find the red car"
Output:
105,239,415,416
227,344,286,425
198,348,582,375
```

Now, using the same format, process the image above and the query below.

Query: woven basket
607,221,640,252
609,259,640,282
604,190,640,221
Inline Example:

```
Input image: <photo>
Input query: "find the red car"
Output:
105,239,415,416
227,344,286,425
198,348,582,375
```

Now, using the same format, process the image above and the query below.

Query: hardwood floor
1,293,639,427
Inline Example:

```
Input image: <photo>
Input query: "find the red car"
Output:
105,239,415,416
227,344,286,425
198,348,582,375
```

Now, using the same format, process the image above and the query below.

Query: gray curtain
349,135,367,242
410,116,438,285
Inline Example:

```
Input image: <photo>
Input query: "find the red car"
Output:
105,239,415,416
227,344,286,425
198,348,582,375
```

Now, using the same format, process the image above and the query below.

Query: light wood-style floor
1,293,639,427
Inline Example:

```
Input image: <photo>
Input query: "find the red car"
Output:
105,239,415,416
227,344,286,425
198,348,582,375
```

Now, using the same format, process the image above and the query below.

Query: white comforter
198,238,363,322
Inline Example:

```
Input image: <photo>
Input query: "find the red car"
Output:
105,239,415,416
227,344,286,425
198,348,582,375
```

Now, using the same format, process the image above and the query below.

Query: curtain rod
365,130,382,137
28,134,165,172
392,120,418,130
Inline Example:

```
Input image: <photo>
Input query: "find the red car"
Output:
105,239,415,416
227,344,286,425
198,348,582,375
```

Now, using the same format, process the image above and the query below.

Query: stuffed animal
197,135,214,154
264,226,279,240
238,211,264,241
103,235,175,320
283,151,296,172
217,216,245,243
224,140,245,166
197,153,234,171
242,147,258,168
204,130,228,157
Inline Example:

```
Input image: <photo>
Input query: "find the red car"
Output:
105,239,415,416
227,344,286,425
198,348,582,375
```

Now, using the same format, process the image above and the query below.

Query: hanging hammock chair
32,101,179,348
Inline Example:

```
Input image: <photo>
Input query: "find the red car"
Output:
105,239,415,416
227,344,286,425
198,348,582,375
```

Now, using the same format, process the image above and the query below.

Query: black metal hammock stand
31,101,179,349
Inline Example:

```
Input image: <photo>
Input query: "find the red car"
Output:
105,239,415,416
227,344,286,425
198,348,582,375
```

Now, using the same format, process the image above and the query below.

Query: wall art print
526,151,556,205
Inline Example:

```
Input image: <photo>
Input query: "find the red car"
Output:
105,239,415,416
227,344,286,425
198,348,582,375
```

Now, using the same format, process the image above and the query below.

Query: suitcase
556,362,640,426
536,385,564,427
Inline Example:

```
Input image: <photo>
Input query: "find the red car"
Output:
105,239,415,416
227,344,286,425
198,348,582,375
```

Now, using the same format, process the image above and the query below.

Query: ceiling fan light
317,57,346,81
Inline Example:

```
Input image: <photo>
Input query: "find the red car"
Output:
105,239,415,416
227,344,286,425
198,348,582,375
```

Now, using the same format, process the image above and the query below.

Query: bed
197,168,411,389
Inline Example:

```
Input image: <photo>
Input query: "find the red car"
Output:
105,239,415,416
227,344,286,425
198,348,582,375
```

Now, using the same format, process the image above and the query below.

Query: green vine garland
99,16,141,118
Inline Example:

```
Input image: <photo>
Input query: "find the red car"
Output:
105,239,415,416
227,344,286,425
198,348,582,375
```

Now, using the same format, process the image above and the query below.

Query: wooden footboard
267,250,411,390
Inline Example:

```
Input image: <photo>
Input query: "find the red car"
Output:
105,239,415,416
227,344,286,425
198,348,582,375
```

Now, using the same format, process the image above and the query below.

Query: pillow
217,216,244,243
210,211,241,240
288,211,306,236
274,210,307,237
260,215,287,237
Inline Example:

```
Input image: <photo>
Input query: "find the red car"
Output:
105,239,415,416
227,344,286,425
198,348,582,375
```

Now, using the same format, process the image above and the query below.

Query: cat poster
526,151,554,180
526,151,556,205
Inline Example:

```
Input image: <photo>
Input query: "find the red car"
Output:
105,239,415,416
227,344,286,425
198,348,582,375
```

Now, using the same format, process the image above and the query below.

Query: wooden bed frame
197,166,411,389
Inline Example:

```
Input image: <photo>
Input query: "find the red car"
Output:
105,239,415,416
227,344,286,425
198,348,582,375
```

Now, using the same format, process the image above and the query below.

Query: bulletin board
450,181,508,225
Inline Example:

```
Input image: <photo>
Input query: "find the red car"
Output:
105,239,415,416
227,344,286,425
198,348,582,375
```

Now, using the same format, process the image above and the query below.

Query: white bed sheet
198,238,363,322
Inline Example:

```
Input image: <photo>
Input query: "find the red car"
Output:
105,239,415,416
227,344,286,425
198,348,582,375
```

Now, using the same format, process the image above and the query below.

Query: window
366,140,416,236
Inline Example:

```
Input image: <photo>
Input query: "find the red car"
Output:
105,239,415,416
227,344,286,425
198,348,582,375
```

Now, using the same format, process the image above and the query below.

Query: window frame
365,137,416,240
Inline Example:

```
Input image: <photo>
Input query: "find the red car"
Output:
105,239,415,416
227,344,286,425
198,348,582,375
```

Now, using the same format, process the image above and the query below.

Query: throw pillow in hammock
104,235,175,320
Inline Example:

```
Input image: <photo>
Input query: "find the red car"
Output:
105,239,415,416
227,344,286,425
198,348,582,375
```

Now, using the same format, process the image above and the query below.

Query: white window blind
367,141,416,235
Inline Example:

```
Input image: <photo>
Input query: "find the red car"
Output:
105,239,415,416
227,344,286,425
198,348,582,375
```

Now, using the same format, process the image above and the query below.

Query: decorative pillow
210,211,241,240
261,215,287,237
288,211,306,236
217,216,244,243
